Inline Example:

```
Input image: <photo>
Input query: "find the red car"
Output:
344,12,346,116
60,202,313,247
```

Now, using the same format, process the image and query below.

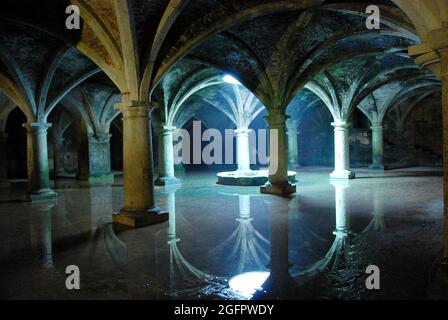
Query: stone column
155,126,180,186
77,133,114,185
0,132,10,188
330,121,355,180
22,122,57,202
234,128,252,172
369,123,385,172
260,110,296,196
113,101,168,228
287,126,299,169
52,136,66,178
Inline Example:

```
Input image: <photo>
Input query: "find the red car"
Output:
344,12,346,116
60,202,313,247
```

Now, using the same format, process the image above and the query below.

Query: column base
113,207,168,228
368,164,385,173
155,176,181,186
52,171,71,179
330,170,355,180
77,173,115,186
22,189,58,202
260,182,296,197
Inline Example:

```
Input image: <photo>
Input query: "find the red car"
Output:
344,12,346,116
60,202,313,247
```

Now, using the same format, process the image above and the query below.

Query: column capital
370,123,383,131
23,121,52,133
427,26,448,54
162,125,176,133
89,133,112,143
53,136,65,143
331,121,351,130
234,128,252,135
114,100,159,118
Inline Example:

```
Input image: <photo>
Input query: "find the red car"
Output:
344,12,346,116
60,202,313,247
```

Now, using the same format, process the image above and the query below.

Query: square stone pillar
52,136,67,178
77,133,115,185
369,123,385,172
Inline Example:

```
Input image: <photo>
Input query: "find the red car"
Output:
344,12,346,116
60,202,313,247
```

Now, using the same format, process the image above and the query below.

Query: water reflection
0,177,393,299
363,183,386,233
290,181,352,280
212,194,270,274
30,202,57,268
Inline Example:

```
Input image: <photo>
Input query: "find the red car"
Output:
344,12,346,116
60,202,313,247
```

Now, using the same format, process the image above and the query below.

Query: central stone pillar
113,101,168,228
0,132,10,188
287,126,299,168
22,122,57,202
330,121,355,180
52,136,66,178
260,110,296,196
78,133,114,185
155,126,180,186
234,128,251,171
369,123,385,172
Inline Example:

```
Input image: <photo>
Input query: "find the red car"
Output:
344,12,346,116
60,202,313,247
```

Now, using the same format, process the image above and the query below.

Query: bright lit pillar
369,122,385,172
156,126,180,186
0,132,9,188
22,122,57,202
286,123,299,168
234,128,252,171
113,101,168,228
330,121,355,180
261,109,296,196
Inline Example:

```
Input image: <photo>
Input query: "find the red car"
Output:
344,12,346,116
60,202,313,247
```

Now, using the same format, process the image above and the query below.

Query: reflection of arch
163,187,223,295
293,182,353,278
212,194,270,274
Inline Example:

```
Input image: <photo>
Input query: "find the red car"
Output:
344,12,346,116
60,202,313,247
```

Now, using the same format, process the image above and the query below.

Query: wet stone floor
0,167,444,300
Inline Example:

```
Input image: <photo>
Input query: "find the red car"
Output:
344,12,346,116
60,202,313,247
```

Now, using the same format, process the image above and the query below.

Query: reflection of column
53,136,66,178
369,123,385,172
254,208,298,299
363,184,385,233
261,110,296,196
238,194,251,220
166,187,177,239
286,124,298,168
22,122,57,202
113,101,168,228
330,121,355,180
156,126,180,186
234,129,251,172
333,181,350,234
78,133,114,185
88,186,114,230
30,203,56,268
0,132,9,188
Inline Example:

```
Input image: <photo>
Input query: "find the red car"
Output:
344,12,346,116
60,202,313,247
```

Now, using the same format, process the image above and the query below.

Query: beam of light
223,75,241,85
228,271,270,298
